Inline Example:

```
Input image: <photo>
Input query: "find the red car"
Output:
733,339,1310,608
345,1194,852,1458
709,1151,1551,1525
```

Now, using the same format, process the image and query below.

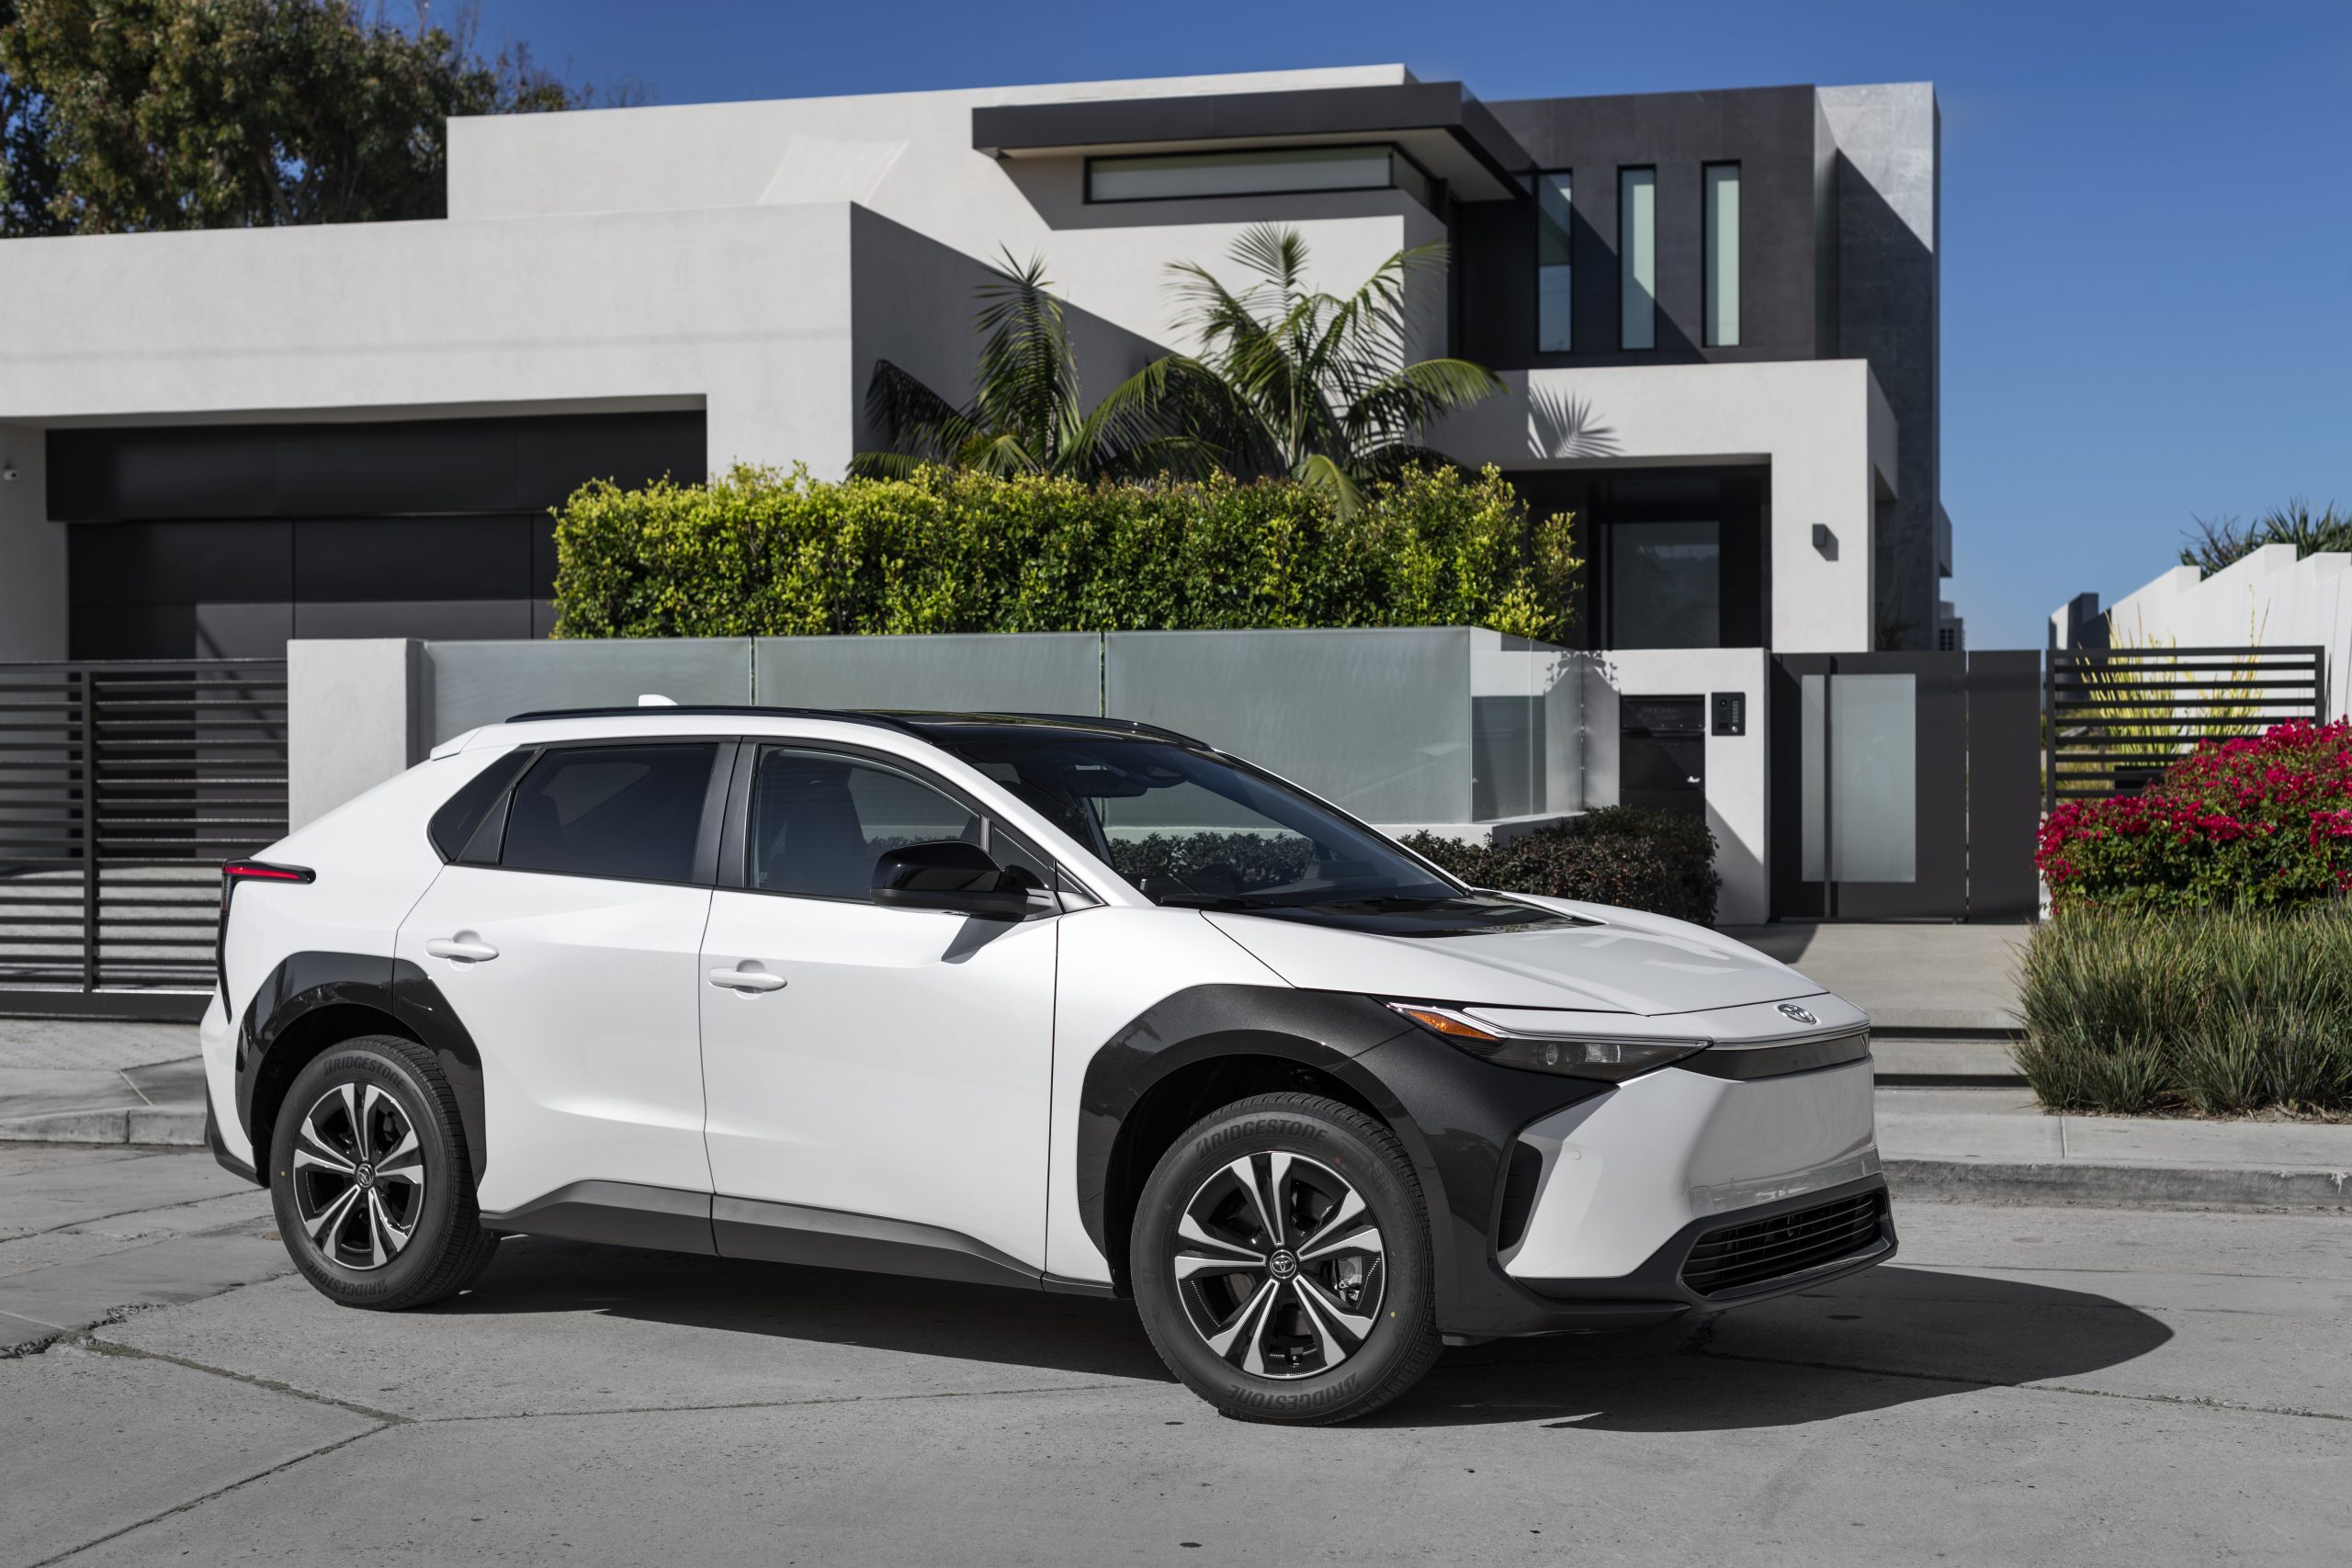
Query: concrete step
1871,1033,2025,1087
0,1103,206,1145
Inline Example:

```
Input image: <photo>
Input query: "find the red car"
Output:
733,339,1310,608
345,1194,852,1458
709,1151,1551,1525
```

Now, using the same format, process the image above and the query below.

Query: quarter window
500,744,718,884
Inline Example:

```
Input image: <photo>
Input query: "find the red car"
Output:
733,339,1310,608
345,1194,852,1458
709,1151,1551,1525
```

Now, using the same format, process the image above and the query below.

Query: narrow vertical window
1704,163,1741,347
1536,172,1573,352
1619,167,1656,350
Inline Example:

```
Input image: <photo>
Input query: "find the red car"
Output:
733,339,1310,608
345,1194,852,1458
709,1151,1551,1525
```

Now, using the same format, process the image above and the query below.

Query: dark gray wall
1460,86,1827,368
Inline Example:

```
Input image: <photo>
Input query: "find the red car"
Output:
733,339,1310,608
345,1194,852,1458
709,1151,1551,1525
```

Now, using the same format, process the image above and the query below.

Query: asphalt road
3,1144,2347,1567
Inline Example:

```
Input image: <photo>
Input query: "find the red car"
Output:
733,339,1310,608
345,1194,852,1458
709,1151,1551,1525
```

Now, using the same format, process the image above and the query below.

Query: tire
268,1033,500,1312
1130,1091,1441,1425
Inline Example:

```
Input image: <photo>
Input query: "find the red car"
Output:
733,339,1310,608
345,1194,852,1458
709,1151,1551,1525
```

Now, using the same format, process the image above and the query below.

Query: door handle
707,964,786,994
425,935,499,964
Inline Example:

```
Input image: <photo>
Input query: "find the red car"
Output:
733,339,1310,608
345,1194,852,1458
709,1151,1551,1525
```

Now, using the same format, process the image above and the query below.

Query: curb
1886,1156,2352,1211
0,1105,205,1146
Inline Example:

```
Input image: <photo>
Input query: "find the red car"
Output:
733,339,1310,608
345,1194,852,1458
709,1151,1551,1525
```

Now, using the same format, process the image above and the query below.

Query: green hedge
2018,908,2352,1115
551,463,1579,641
1401,808,1720,927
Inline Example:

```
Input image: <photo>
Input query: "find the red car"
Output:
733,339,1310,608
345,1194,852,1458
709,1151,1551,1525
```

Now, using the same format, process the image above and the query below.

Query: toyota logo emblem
1777,1003,1819,1025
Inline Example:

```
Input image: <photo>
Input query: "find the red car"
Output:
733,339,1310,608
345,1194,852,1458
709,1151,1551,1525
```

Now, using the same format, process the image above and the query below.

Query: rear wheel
269,1034,498,1311
1130,1092,1441,1424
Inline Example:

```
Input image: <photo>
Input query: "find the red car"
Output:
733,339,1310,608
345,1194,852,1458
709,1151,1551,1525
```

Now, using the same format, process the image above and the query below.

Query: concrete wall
446,65,1433,359
1819,84,1941,651
0,202,867,477
0,426,65,661
1432,358,1898,653
288,639,425,829
2072,545,2352,716
1580,648,1770,924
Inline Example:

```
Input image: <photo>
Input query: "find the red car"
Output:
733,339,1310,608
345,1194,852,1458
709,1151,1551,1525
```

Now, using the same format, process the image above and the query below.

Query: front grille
1679,1191,1887,1298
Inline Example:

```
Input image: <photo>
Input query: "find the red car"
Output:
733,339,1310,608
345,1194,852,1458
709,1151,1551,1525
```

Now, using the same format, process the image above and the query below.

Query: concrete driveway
4,1145,2348,1566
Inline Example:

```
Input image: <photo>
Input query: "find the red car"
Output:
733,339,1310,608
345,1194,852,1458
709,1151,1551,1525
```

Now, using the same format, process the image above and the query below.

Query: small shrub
2017,907,2352,1115
1401,808,1719,927
552,463,1580,642
2037,719,2352,912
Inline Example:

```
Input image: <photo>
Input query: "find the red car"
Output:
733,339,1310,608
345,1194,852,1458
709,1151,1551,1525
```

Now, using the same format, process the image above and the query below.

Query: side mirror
871,840,1032,920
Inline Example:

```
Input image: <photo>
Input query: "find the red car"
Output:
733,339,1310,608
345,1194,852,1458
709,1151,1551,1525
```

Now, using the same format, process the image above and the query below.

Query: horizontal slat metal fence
2044,646,2325,812
0,660,288,1010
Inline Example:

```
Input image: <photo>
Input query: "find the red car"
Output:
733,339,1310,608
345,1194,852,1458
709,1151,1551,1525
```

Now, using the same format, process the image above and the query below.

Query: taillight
220,861,315,908
219,861,314,997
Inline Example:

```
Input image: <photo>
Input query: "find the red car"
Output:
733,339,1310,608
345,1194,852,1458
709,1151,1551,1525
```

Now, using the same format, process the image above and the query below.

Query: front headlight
1385,1001,1710,1082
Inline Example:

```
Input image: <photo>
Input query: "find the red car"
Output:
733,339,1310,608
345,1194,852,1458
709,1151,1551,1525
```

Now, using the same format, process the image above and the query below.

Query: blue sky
470,0,2352,650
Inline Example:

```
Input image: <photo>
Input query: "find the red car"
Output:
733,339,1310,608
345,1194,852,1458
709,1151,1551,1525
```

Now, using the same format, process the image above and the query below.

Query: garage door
50,411,706,660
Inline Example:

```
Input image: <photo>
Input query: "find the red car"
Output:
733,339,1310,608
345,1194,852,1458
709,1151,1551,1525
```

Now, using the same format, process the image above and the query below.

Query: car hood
1202,897,1826,1016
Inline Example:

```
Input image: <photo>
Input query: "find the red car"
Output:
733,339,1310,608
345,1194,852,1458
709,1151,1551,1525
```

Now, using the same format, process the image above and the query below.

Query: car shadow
439,1246,2173,1433
1369,1265,2176,1430
439,1236,1176,1383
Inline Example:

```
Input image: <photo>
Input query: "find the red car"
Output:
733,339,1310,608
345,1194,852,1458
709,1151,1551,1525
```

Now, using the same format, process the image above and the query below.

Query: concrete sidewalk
0,1020,208,1145
1880,1088,2352,1208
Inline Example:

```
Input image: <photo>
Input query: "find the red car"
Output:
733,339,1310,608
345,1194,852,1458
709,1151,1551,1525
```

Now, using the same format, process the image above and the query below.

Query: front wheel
1130,1091,1441,1424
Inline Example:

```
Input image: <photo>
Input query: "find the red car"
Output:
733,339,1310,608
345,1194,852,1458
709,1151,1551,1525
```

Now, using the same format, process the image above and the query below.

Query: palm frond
1343,358,1506,452
859,358,980,473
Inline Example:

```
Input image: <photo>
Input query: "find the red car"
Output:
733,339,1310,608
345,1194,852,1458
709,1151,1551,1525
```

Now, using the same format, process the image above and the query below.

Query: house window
1609,520,1720,648
1704,163,1741,347
1619,167,1657,350
1087,145,1432,208
1536,172,1573,352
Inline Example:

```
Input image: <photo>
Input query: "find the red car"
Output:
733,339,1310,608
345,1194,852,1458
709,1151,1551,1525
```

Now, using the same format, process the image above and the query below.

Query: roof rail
499,705,929,736
493,705,1208,747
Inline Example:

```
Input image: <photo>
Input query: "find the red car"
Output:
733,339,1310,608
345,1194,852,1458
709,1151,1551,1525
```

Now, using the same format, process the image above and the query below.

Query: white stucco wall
2069,545,2352,717
1432,360,1898,655
0,425,65,661
0,201,873,475
288,639,424,829
1578,648,1770,926
445,65,1438,358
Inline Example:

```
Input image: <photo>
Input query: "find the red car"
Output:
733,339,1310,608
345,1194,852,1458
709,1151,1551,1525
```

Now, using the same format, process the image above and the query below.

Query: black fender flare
234,951,488,1186
1076,984,1615,1337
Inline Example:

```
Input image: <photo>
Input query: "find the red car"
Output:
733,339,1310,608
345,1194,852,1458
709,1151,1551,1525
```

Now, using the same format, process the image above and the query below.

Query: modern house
0,64,1973,931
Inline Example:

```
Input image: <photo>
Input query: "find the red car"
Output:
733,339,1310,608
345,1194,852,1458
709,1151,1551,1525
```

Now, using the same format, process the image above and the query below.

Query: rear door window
501,743,720,884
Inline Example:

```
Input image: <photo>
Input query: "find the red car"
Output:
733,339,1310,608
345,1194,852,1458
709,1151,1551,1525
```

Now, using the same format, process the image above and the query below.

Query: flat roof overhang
971,81,1532,201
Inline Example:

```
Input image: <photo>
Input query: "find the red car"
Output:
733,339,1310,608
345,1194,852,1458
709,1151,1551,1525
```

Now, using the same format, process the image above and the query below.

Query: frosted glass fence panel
1470,634,1583,820
1107,628,1473,825
754,634,1100,715
1829,673,1917,883
424,638,752,743
1799,671,1917,884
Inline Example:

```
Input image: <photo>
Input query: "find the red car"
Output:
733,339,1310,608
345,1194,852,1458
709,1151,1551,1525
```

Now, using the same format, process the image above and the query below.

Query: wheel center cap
356,1163,376,1190
1269,1248,1298,1280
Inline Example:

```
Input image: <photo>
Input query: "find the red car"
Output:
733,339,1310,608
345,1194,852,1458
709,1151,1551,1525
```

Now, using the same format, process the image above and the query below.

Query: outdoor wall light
0,459,17,481
1812,524,1837,559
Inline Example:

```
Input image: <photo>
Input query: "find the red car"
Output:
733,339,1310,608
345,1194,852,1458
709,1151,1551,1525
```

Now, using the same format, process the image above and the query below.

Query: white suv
205,706,1893,1424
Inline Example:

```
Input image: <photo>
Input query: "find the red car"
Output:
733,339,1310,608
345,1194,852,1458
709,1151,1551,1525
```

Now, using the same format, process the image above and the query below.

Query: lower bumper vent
1679,1190,1887,1298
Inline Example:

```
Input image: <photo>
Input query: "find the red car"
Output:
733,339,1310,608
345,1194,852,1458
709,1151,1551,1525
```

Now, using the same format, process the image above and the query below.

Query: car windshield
936,733,1466,911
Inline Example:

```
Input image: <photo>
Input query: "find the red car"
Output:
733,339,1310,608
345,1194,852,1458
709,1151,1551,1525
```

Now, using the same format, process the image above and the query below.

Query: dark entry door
1770,653,1965,919
1620,695,1706,818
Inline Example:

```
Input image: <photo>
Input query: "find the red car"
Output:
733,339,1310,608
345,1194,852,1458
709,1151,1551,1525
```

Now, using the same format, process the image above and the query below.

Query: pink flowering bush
2038,720,2352,911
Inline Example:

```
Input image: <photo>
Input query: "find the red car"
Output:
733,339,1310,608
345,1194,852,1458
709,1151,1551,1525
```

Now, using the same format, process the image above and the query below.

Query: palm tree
1152,224,1505,511
854,228,1504,513
852,250,1205,482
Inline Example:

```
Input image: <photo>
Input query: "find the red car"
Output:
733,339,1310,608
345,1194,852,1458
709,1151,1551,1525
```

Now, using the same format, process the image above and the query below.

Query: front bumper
1346,1025,1894,1339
